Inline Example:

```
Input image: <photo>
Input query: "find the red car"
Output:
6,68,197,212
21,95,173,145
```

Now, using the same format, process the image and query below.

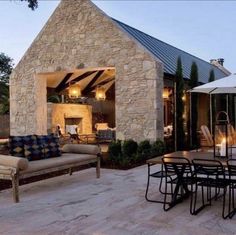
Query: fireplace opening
64,117,82,134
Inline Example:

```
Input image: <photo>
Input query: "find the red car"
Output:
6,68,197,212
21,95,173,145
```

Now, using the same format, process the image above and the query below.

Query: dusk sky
0,0,235,72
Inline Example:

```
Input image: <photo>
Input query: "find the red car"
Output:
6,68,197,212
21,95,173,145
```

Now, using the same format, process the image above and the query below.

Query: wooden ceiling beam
54,73,73,93
84,77,115,94
82,70,105,95
55,71,97,93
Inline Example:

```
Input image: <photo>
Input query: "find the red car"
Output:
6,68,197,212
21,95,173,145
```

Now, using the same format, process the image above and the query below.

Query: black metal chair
145,162,176,204
162,157,194,211
226,159,236,219
191,159,229,218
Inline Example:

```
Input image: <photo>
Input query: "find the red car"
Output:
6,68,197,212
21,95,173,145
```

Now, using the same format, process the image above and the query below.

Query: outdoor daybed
0,138,101,203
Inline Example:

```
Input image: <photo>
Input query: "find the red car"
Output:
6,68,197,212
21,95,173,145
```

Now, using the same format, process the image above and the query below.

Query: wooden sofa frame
0,150,101,203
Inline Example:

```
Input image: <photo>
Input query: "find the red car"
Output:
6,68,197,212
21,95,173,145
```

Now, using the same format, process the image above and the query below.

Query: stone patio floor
0,165,235,235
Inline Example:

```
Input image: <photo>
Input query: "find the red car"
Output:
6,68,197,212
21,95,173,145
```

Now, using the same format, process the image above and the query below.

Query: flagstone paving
0,165,235,235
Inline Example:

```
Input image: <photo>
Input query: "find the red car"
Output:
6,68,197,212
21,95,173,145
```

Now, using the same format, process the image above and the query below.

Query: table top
147,151,230,165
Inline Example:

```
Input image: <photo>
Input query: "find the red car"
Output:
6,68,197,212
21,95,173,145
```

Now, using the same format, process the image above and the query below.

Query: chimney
210,58,224,66
210,58,231,75
217,58,224,66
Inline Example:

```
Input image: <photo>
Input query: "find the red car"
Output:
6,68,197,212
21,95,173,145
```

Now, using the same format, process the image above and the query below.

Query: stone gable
10,0,164,141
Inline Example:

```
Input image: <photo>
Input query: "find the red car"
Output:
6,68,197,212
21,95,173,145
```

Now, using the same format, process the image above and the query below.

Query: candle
220,138,226,157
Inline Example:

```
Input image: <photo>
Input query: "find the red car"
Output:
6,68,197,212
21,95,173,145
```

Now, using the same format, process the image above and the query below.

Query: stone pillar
10,73,47,136
115,59,164,143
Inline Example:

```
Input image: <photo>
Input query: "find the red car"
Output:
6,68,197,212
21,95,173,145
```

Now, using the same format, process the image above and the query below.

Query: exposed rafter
54,73,73,93
82,70,105,95
55,71,97,93
84,76,115,94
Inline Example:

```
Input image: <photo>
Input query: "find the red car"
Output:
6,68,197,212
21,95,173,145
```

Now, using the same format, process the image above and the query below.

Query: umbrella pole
210,94,212,134
226,94,229,116
190,92,192,147
174,82,177,151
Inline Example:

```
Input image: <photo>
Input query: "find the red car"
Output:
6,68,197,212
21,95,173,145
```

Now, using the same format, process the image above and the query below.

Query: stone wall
10,0,163,142
47,103,92,134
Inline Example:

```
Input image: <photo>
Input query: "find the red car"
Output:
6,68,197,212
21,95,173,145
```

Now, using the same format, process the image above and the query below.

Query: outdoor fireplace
47,103,92,135
64,116,83,134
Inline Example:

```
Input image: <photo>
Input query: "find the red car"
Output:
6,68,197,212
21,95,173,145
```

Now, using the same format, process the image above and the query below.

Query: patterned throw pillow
24,143,44,161
37,134,61,158
9,135,38,158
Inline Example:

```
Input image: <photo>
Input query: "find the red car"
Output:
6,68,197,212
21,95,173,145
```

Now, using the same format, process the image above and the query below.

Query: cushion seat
20,153,97,175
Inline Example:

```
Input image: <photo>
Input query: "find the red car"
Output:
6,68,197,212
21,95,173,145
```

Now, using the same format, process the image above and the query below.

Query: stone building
10,0,229,142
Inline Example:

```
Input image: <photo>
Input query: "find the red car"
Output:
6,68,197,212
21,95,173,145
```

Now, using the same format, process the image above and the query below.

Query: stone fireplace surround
47,103,92,135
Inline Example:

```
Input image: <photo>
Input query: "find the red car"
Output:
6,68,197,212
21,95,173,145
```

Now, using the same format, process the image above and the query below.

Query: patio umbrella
190,73,236,94
189,73,235,135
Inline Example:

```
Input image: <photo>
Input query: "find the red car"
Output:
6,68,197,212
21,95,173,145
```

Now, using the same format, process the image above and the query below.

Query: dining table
145,151,230,208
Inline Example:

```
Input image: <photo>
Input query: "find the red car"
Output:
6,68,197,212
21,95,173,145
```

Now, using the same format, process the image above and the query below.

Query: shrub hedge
108,139,165,168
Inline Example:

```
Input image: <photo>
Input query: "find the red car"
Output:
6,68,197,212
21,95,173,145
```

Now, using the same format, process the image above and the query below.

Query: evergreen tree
175,57,185,150
189,62,199,147
208,69,215,130
209,69,215,82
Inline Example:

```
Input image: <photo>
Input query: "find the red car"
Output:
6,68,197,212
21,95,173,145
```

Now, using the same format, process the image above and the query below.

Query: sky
0,0,235,72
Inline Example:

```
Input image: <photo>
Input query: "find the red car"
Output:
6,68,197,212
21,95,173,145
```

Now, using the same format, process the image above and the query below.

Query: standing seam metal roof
112,18,227,83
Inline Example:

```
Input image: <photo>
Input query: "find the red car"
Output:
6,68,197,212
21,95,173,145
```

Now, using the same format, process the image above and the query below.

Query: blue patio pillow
9,135,38,158
37,134,61,158
24,143,44,161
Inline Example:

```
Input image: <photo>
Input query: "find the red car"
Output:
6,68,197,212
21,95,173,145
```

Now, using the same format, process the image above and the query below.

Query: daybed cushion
20,153,97,174
0,154,28,171
62,144,101,155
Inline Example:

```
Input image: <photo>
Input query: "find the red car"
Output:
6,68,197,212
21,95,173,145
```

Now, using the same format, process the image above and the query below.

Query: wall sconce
68,83,81,99
95,86,106,101
163,88,169,99
182,93,186,102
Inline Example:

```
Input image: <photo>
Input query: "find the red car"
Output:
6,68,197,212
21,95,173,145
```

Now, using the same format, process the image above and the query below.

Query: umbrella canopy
190,74,236,94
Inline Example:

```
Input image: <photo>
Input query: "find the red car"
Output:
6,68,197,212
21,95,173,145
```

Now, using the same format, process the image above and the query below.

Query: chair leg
96,156,101,178
12,174,19,203
222,187,228,219
69,168,73,176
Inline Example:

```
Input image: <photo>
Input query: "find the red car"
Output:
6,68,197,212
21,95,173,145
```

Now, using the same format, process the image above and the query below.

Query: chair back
200,125,214,147
162,157,192,175
192,159,225,178
227,159,236,177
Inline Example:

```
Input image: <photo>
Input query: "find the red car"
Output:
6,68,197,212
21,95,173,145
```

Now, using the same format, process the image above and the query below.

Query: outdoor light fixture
68,83,81,99
95,86,106,101
214,111,230,158
163,88,169,99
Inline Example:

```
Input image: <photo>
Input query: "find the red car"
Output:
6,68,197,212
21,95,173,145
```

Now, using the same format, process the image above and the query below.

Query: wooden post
174,82,177,151
12,173,19,203
69,168,73,176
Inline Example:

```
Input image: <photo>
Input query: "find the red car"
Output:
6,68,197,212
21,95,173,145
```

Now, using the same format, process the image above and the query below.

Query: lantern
95,86,106,101
163,88,169,99
214,111,230,158
68,83,81,99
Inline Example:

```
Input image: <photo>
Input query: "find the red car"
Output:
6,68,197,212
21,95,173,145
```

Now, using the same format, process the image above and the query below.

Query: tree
175,57,185,150
189,62,199,148
209,69,215,83
208,69,215,130
0,53,13,85
0,53,13,114
0,81,9,114
20,0,38,10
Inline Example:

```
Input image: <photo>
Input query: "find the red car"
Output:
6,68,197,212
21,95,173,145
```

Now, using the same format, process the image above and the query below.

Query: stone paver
0,165,235,235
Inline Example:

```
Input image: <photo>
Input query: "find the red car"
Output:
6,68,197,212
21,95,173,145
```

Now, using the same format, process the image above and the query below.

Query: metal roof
112,18,227,83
